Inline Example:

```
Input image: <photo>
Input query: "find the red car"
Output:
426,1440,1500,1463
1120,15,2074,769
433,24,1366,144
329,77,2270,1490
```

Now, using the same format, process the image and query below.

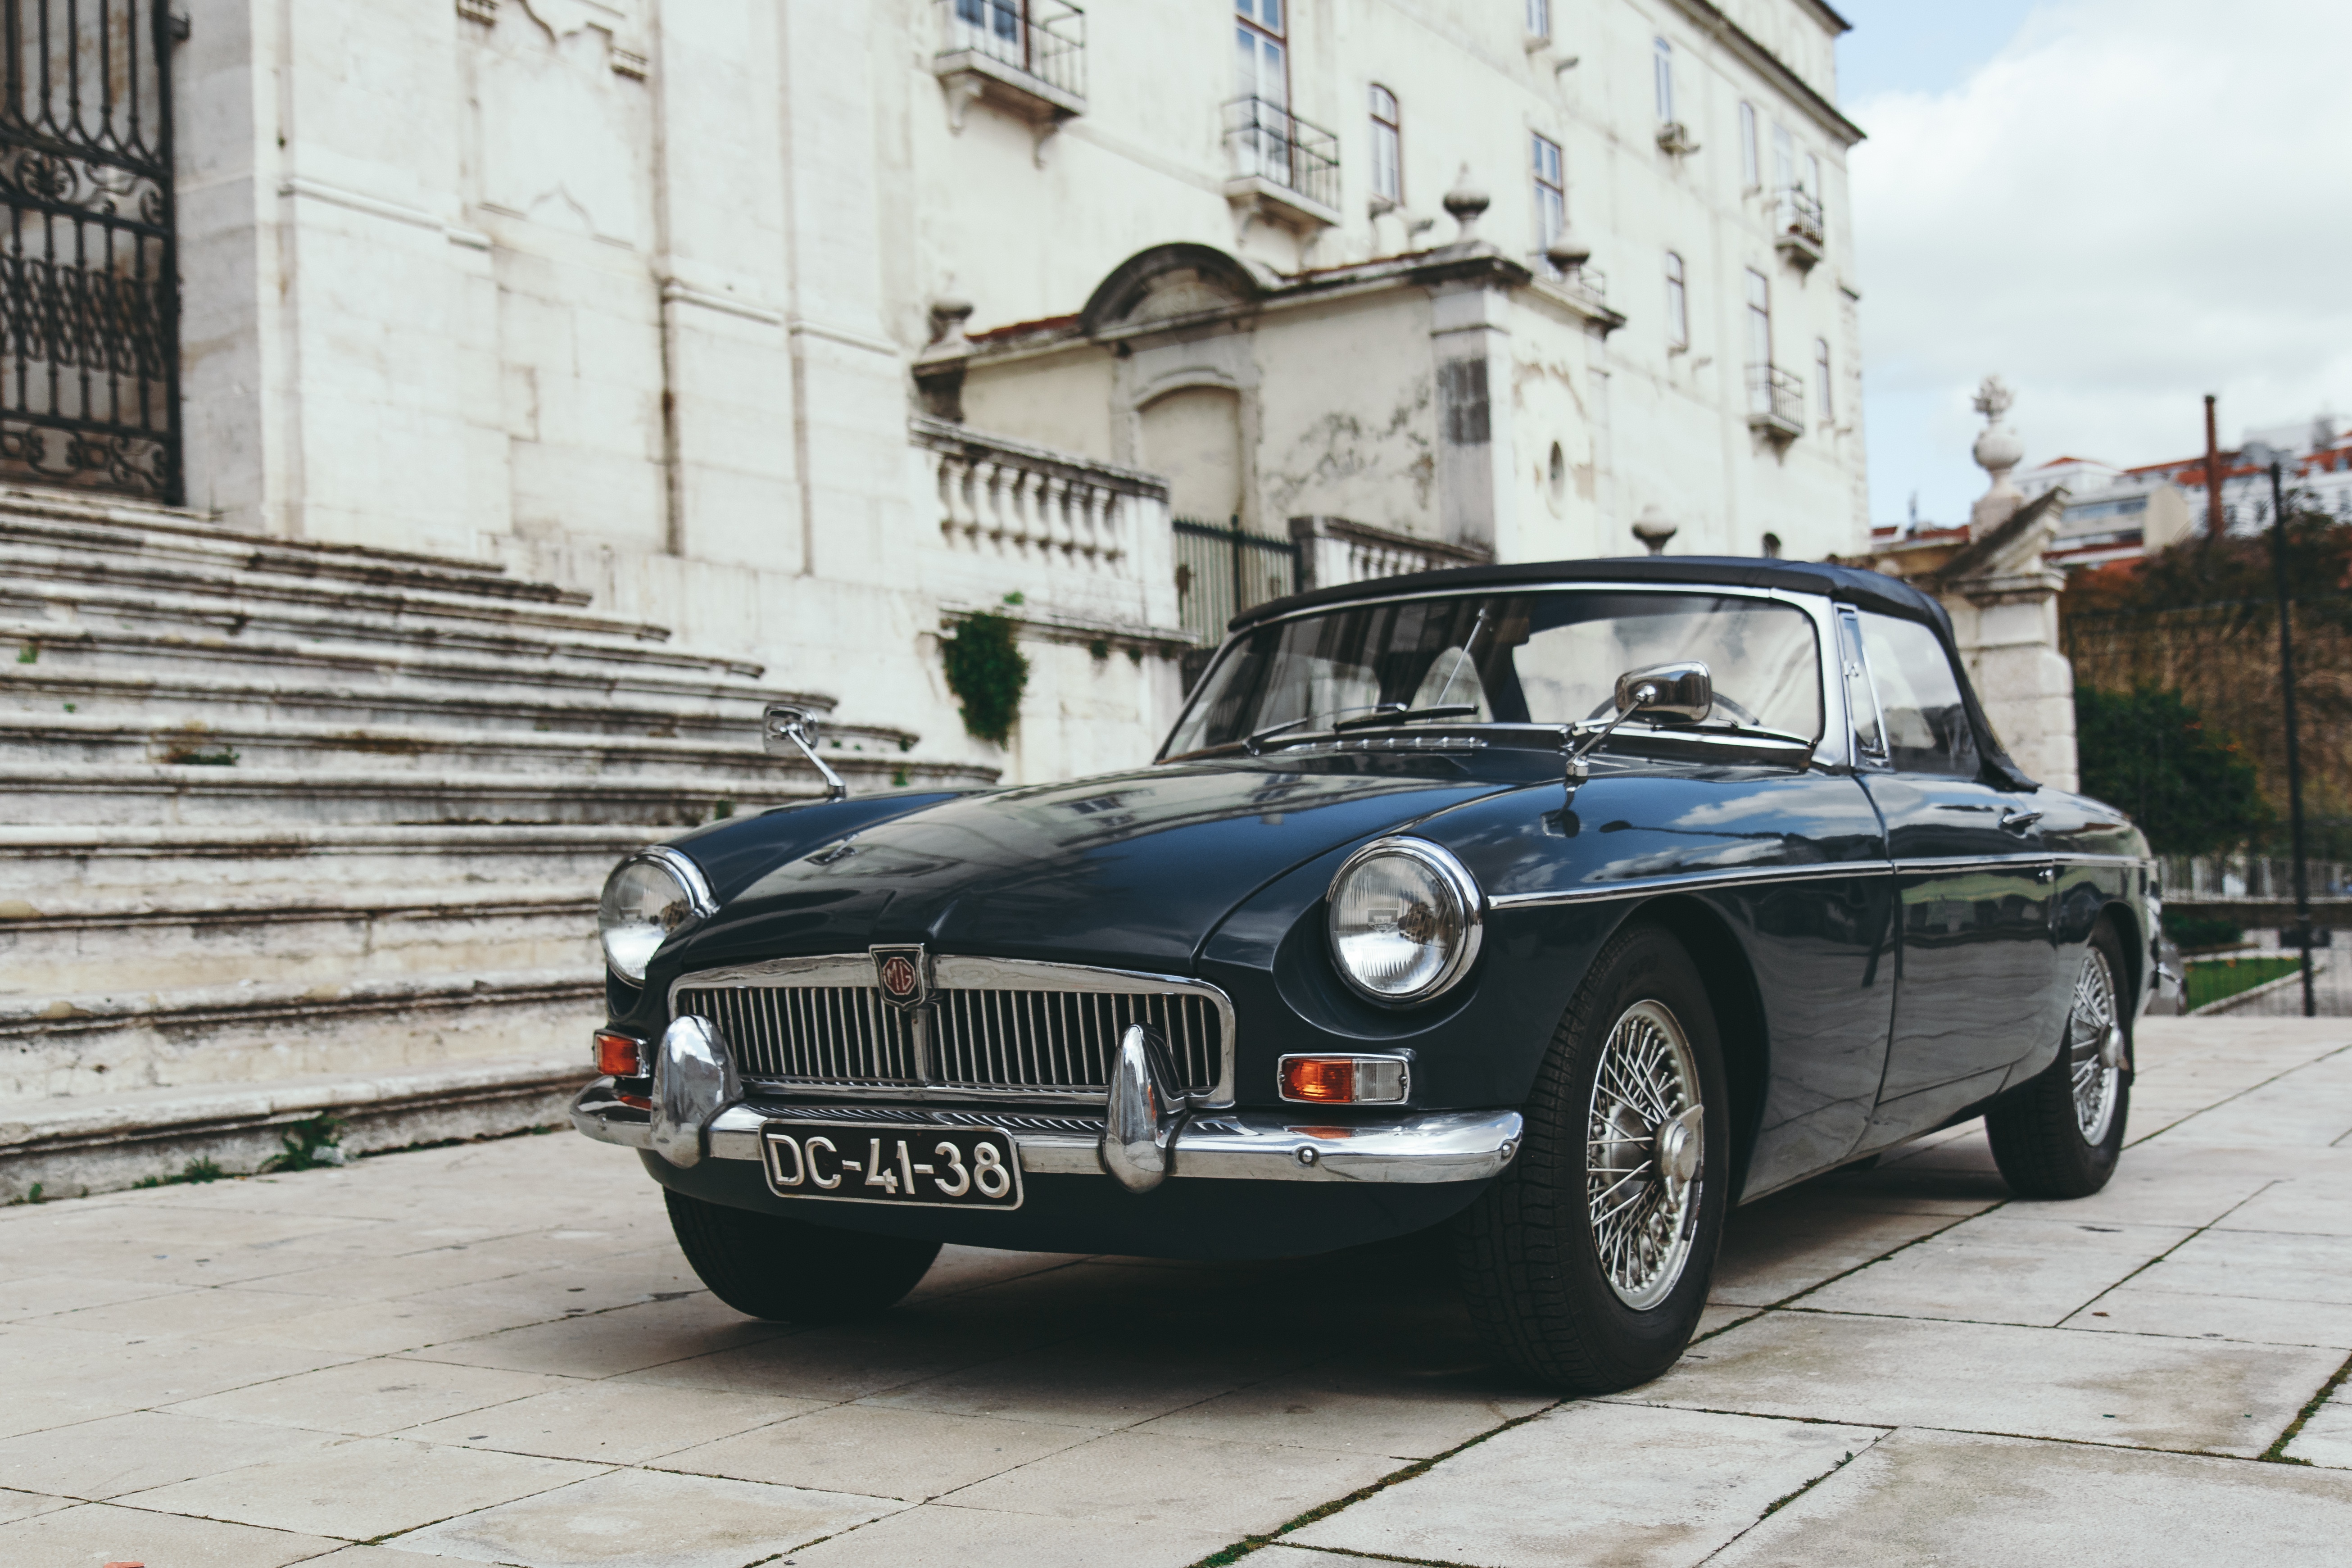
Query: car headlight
598,849,714,983
1327,838,1484,1005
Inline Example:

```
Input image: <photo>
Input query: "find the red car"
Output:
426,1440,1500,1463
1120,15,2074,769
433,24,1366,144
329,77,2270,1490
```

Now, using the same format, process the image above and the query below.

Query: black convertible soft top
1224,554,2037,791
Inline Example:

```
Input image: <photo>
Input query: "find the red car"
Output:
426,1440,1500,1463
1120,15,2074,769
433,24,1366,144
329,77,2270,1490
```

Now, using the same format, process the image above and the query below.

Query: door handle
1999,808,2042,834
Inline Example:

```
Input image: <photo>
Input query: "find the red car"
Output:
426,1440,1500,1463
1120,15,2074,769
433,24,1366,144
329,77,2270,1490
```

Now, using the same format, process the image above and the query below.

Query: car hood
665,755,1519,974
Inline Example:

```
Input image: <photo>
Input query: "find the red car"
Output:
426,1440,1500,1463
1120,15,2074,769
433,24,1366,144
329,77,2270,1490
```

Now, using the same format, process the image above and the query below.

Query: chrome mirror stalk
1564,660,1714,802
764,703,848,802
1100,1024,1189,1193
650,1015,742,1168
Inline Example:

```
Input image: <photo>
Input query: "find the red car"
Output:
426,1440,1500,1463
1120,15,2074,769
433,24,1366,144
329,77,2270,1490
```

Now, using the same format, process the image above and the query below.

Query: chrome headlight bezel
1325,837,1486,1007
598,847,717,984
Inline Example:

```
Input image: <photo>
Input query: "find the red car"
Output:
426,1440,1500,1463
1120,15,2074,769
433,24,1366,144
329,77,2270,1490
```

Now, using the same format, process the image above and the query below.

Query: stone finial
1442,166,1489,244
1970,374,2024,536
1544,225,1592,273
927,297,974,351
1631,505,1677,556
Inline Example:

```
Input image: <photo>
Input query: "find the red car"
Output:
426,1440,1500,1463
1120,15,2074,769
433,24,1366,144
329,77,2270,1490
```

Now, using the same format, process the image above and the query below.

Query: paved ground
4,1017,2350,1568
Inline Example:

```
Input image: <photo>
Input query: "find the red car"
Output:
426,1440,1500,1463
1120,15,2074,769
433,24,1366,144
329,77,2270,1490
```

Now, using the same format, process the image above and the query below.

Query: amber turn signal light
1278,1054,1409,1105
594,1029,647,1078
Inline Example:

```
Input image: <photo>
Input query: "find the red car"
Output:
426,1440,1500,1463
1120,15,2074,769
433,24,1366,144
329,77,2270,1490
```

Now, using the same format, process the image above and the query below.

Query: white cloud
1849,0,2352,523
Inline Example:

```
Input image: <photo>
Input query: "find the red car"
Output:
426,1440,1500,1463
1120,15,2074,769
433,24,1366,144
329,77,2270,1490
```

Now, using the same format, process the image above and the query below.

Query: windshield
1163,590,1822,757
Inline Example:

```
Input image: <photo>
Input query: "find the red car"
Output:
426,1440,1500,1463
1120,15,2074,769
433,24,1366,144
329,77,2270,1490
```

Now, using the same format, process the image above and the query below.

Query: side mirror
1615,661,1714,725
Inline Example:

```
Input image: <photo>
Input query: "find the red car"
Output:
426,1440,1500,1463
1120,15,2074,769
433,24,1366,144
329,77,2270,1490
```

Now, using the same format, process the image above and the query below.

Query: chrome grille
669,955,1233,1105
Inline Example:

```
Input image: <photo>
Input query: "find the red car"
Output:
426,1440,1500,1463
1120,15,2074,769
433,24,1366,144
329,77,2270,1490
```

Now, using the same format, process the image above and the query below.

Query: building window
1532,132,1565,246
1653,38,1674,122
1772,121,1795,190
1815,337,1833,420
1739,102,1759,190
1369,84,1401,204
1664,251,1688,350
1527,0,1550,40
1236,0,1286,109
1804,151,1822,196
1745,268,1772,368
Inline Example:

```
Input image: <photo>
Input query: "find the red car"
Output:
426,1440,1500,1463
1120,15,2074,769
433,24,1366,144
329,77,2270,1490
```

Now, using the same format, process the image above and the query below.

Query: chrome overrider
572,1014,1524,1187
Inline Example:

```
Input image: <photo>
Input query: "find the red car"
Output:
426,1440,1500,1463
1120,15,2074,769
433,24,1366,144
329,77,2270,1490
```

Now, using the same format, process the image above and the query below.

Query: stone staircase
0,488,994,1198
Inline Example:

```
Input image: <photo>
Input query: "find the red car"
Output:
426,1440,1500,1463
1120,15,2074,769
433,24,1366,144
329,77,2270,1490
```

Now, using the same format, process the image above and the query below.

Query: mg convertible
572,557,2162,1392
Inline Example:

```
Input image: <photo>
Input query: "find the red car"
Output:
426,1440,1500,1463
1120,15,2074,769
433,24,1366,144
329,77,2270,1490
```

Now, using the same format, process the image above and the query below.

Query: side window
1856,611,1980,778
1835,609,1882,761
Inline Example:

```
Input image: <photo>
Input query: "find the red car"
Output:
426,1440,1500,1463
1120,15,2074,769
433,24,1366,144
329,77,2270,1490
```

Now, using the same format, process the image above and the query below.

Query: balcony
1773,187,1825,272
1527,258,1626,335
1746,365,1806,444
912,414,1163,576
934,0,1086,140
1223,96,1341,231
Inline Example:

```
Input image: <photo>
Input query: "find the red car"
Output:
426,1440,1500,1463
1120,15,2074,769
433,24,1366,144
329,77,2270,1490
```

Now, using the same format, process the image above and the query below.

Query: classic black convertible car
573,557,2162,1392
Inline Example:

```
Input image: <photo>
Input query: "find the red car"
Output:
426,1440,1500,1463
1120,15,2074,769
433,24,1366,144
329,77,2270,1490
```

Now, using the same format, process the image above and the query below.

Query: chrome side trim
666,955,1238,1109
1487,858,1888,911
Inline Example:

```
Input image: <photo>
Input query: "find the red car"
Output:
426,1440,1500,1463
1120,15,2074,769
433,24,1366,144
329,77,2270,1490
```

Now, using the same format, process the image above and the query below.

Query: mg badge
871,944,931,1010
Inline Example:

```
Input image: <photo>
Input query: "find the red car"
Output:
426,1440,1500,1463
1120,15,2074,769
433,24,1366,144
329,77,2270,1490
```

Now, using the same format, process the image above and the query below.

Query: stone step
0,661,864,744
0,711,923,784
0,614,810,717
0,1053,589,1202
0,966,603,1102
0,884,597,995
0,823,659,894
0,757,986,826
0,485,589,604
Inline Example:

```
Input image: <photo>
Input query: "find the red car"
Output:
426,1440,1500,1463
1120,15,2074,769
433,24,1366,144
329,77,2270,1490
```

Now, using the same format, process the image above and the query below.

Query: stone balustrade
1287,513,1492,592
912,415,1169,574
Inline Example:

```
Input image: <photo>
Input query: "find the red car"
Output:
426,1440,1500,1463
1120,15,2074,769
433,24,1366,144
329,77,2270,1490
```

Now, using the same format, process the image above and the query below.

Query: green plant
62,702,75,713
940,611,1029,746
2073,685,2270,856
897,734,914,753
712,799,735,821
891,766,910,788
2162,911,2245,953
1002,591,1025,607
1126,646,1143,666
2183,954,2299,1011
165,746,240,766
264,1114,345,1172
1088,638,1110,663
7,1183,44,1205
14,644,34,664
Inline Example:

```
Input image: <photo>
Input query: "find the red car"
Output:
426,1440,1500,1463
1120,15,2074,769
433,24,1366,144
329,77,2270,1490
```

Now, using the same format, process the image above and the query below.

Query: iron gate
0,0,179,503
1173,514,1298,686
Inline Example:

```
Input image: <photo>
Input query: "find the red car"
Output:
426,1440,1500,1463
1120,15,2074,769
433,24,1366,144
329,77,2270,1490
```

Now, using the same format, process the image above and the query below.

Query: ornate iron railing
1745,364,1806,438
1775,187,1825,248
0,0,179,503
940,0,1086,103
1223,96,1339,213
1173,514,1298,667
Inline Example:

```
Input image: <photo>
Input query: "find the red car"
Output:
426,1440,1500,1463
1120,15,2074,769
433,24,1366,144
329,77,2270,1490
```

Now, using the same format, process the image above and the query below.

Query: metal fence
940,0,1086,101
1173,516,1298,686
0,0,179,503
1223,96,1339,213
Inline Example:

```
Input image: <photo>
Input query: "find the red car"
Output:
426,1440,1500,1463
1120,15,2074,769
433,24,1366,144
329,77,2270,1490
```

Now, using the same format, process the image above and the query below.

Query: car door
1844,608,2062,1138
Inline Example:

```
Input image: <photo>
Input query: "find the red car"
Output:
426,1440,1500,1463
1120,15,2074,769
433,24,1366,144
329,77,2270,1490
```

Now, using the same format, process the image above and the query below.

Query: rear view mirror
1615,662,1713,725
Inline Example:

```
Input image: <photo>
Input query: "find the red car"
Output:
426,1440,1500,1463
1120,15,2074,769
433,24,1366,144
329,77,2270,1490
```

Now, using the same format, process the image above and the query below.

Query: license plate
758,1120,1024,1210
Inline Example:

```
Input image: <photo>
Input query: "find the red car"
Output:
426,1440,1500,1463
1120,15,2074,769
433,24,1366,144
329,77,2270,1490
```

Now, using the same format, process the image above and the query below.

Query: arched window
1369,85,1401,204
1814,337,1833,421
1653,37,1674,122
1664,252,1688,350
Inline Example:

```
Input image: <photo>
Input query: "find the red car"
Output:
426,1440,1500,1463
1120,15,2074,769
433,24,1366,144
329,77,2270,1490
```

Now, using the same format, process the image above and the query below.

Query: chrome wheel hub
1586,998,1704,1311
2068,948,2123,1143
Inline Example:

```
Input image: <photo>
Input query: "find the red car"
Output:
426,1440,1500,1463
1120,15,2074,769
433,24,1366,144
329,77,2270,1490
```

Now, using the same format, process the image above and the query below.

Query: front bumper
571,1079,1523,1187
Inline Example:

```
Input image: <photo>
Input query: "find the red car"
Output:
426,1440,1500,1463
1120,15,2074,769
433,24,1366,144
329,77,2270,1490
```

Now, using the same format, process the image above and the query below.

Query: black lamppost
2243,442,2317,1016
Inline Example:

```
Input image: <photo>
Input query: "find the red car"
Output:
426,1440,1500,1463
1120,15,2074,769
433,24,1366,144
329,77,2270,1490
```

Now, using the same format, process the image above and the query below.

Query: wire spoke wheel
2067,947,2122,1144
1586,998,1704,1311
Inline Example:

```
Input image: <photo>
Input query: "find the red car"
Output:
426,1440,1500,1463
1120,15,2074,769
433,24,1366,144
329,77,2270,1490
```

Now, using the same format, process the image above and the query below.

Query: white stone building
0,0,1872,1189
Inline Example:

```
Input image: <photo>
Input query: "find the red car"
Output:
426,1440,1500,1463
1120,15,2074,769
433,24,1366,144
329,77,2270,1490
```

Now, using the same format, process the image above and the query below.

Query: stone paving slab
0,1019,2345,1567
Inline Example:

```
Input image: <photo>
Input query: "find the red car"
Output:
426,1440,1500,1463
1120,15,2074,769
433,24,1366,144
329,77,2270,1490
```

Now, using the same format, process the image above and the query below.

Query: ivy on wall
941,606,1029,746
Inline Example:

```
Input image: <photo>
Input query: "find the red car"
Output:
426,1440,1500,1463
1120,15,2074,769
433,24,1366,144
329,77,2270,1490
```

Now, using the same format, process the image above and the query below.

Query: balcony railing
1223,96,1341,218
936,0,1086,115
1746,364,1806,441
1773,187,1825,271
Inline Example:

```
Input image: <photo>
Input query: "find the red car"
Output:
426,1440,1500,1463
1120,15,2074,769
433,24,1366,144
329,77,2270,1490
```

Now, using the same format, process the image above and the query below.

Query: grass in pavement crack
1187,1402,1563,1567
2262,1348,2352,1464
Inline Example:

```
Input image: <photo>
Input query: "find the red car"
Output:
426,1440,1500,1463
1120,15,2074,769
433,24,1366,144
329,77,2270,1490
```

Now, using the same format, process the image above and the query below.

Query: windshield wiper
1331,703,1481,732
1243,715,1319,755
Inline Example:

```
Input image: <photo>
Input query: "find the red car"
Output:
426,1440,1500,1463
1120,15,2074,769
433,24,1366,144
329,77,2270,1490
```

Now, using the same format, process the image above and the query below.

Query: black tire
666,1190,941,1321
1453,920,1732,1393
1985,919,2133,1199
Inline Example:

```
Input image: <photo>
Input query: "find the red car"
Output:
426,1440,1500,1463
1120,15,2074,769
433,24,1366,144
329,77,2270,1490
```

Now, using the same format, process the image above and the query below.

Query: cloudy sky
1836,0,2352,526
